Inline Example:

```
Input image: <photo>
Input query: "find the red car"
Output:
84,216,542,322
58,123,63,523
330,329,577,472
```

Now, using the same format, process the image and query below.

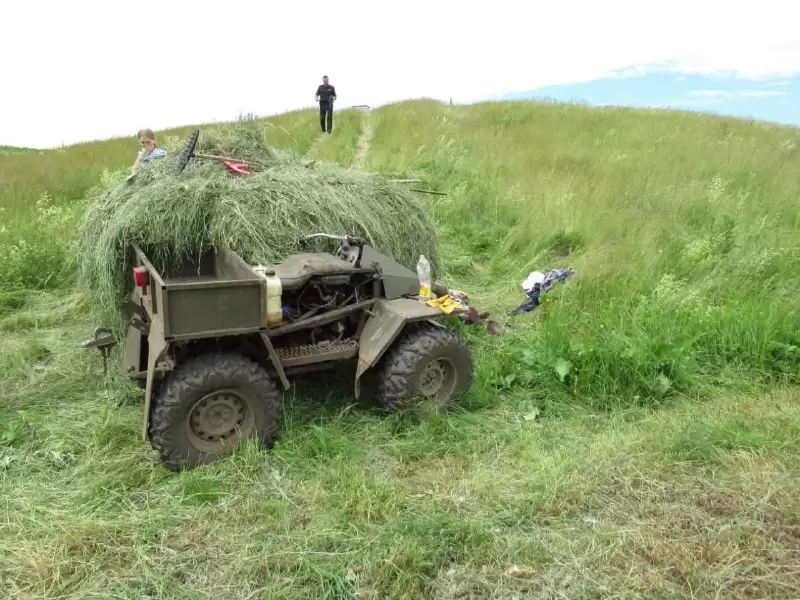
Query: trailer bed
131,244,267,341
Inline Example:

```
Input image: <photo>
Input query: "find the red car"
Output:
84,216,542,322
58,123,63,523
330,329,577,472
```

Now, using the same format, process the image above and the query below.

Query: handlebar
301,233,363,265
302,233,363,246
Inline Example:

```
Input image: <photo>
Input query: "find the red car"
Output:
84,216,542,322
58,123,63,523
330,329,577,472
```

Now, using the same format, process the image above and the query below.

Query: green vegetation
74,121,438,330
1,99,799,599
306,108,365,165
0,145,37,156
0,110,322,223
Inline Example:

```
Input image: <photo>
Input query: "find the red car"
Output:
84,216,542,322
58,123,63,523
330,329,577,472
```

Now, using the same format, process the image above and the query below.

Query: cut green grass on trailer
75,123,440,331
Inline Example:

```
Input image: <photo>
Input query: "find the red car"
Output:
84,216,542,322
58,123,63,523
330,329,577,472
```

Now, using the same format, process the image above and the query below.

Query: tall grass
4,99,800,403
365,99,800,407
306,108,365,165
0,109,323,223
0,146,36,156
2,99,800,599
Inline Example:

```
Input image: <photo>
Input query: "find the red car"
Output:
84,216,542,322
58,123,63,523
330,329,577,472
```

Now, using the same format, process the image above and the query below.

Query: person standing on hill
315,75,337,134
131,128,167,174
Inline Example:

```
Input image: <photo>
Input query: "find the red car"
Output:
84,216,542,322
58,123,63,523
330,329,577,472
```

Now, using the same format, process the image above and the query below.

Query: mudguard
354,297,445,397
141,318,171,440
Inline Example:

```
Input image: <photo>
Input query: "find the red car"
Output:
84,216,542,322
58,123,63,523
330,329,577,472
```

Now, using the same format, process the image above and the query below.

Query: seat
272,253,359,290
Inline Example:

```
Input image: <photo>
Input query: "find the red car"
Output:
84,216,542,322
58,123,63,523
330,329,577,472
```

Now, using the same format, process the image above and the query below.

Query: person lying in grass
131,128,167,174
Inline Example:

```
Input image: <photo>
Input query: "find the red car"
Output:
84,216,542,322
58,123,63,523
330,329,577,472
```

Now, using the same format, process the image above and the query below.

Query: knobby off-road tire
173,127,200,175
377,323,474,415
148,352,282,471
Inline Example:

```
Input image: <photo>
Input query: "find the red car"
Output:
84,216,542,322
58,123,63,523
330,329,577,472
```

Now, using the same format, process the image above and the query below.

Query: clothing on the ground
510,268,575,315
316,84,336,104
320,103,334,133
141,147,167,166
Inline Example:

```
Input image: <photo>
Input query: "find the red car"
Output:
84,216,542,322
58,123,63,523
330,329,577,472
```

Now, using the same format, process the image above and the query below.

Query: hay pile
76,123,440,328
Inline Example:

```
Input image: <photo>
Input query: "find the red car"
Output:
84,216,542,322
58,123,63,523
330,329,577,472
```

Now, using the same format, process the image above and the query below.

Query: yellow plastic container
253,265,283,326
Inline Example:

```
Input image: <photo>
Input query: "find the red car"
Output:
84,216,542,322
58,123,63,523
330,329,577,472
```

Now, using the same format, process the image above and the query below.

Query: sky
3,0,800,148
500,71,800,126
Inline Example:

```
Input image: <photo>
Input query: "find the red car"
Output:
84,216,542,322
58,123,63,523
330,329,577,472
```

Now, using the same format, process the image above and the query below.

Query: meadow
1,99,799,599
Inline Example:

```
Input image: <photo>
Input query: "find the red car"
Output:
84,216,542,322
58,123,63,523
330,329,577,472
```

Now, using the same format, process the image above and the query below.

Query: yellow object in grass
426,294,466,315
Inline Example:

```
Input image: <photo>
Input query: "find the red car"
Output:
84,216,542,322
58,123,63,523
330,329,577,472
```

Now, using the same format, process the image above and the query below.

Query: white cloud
2,0,800,147
688,90,788,99
672,99,724,108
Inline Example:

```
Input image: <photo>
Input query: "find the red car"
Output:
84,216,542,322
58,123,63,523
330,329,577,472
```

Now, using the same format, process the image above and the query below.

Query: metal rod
267,299,377,337
259,333,291,390
192,152,259,166
410,188,448,196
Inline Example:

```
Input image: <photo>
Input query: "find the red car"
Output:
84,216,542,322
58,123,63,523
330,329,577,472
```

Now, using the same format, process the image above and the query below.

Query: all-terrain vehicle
81,131,474,471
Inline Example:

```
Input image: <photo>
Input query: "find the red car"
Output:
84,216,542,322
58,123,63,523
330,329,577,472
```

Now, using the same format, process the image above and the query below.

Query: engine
279,272,376,346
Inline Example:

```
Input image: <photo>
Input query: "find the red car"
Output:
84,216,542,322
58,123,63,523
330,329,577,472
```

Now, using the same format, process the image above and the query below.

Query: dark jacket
316,84,336,104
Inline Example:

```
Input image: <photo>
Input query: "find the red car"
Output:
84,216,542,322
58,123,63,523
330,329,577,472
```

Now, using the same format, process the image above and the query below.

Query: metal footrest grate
275,338,358,368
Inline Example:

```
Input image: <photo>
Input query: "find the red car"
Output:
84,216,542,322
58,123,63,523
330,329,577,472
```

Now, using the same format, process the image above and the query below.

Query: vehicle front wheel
148,352,282,471
377,323,474,416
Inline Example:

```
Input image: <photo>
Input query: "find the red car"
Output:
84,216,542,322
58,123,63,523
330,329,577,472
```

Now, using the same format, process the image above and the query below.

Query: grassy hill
1,99,799,599
0,146,36,157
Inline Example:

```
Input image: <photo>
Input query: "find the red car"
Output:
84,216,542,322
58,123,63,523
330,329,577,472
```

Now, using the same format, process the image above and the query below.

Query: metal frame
82,237,451,444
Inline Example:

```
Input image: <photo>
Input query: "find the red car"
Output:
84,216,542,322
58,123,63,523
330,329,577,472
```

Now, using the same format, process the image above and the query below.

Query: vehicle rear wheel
377,323,473,416
148,351,282,471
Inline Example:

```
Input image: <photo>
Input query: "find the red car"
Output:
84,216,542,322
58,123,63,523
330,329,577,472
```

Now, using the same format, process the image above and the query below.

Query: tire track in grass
303,133,326,161
352,111,374,170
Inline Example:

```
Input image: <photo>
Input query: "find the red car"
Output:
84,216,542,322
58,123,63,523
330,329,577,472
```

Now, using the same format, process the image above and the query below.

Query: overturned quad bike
82,130,474,471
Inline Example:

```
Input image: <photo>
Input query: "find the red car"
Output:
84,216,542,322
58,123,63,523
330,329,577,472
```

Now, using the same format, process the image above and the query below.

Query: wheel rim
185,389,255,453
416,357,458,412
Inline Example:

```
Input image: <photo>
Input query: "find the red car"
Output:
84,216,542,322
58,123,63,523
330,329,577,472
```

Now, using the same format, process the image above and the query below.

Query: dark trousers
319,102,333,132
